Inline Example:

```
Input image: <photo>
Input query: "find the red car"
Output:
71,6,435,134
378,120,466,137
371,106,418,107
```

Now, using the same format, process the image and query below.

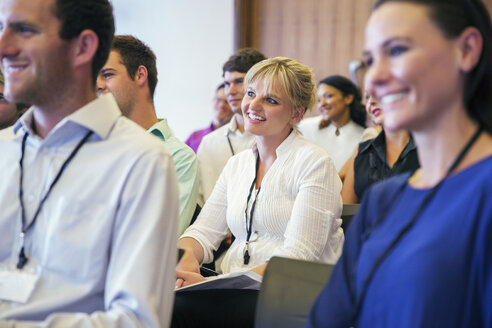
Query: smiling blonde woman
174,57,344,327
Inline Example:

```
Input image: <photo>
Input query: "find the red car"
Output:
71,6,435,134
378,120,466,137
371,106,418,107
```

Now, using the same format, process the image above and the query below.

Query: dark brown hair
112,35,158,99
53,0,115,85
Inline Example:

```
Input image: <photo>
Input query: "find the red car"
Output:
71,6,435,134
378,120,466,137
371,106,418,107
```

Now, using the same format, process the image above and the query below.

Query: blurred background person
341,93,419,204
197,48,266,206
97,35,198,235
298,75,366,173
0,70,29,130
186,83,233,153
349,59,367,90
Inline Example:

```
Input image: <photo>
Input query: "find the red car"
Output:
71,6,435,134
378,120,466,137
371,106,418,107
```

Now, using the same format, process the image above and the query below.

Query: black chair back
341,203,360,231
254,256,334,328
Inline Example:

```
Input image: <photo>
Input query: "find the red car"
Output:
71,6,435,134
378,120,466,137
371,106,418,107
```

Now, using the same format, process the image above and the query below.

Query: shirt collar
13,93,121,140
359,130,385,154
223,114,248,135
228,116,240,133
251,128,299,157
361,130,416,160
148,119,172,141
400,135,416,157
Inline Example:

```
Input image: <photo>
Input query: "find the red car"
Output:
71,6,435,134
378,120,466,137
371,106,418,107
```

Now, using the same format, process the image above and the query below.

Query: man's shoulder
163,134,196,162
149,119,195,160
109,117,171,157
202,122,229,141
0,126,15,140
198,123,229,152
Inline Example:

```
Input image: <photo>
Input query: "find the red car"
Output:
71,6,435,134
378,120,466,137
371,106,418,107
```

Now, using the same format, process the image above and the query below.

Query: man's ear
134,65,148,88
290,107,305,125
73,29,98,69
456,26,483,73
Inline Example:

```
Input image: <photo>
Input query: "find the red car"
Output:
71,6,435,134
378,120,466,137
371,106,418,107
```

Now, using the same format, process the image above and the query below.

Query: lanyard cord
350,125,483,324
226,132,235,156
17,130,93,269
243,152,261,265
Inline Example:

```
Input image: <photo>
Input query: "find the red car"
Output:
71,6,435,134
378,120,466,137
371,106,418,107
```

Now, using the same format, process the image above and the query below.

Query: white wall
111,0,234,141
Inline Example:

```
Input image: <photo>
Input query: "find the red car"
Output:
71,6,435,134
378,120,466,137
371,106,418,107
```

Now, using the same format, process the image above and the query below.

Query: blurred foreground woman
307,0,492,326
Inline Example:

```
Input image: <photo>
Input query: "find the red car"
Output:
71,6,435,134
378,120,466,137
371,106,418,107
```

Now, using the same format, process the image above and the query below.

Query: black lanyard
243,152,261,265
226,132,235,156
349,125,483,324
17,130,93,269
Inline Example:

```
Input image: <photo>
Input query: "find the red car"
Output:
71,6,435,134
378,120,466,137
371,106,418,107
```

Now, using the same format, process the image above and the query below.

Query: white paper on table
176,271,262,293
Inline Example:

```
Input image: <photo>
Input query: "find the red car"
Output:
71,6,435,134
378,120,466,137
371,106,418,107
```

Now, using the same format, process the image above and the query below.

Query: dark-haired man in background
97,35,198,236
0,0,178,326
197,48,266,206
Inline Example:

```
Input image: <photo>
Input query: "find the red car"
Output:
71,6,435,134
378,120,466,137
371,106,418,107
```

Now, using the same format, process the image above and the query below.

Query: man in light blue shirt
97,35,199,236
0,0,179,326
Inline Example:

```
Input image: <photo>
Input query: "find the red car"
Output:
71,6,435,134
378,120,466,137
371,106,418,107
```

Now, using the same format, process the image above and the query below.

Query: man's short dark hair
222,48,266,77
111,35,158,100
53,0,115,85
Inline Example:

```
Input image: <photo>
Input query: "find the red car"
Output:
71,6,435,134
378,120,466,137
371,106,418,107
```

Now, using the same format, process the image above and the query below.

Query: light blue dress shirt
148,119,199,235
0,94,179,327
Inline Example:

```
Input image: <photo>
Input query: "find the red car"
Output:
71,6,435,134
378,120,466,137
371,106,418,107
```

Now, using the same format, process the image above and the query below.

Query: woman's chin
382,119,406,133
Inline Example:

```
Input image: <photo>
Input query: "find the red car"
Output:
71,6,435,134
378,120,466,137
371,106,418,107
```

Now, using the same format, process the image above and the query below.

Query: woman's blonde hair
243,57,316,116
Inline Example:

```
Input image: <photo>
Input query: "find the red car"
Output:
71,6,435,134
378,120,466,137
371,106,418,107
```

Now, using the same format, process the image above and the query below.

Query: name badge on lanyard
0,265,39,303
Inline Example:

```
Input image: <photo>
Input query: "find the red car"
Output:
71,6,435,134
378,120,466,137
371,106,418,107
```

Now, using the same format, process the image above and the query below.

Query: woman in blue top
307,0,492,327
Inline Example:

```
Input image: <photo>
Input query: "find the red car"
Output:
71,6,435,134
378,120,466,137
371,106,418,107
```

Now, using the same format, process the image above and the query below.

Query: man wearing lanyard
196,48,266,206
0,0,179,327
97,35,199,236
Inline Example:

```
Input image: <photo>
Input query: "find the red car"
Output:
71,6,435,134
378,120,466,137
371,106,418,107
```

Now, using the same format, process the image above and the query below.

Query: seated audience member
307,0,492,326
0,70,29,130
341,93,419,203
197,48,266,205
185,83,233,153
97,35,198,236
337,91,381,182
173,57,344,327
298,75,366,173
348,59,380,142
0,0,179,326
349,59,366,89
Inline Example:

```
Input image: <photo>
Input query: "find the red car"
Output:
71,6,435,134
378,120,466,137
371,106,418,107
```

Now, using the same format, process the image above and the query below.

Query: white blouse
181,130,344,273
298,116,365,171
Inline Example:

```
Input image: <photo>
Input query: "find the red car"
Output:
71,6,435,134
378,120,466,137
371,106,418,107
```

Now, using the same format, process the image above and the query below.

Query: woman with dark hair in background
307,0,492,326
298,75,366,173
